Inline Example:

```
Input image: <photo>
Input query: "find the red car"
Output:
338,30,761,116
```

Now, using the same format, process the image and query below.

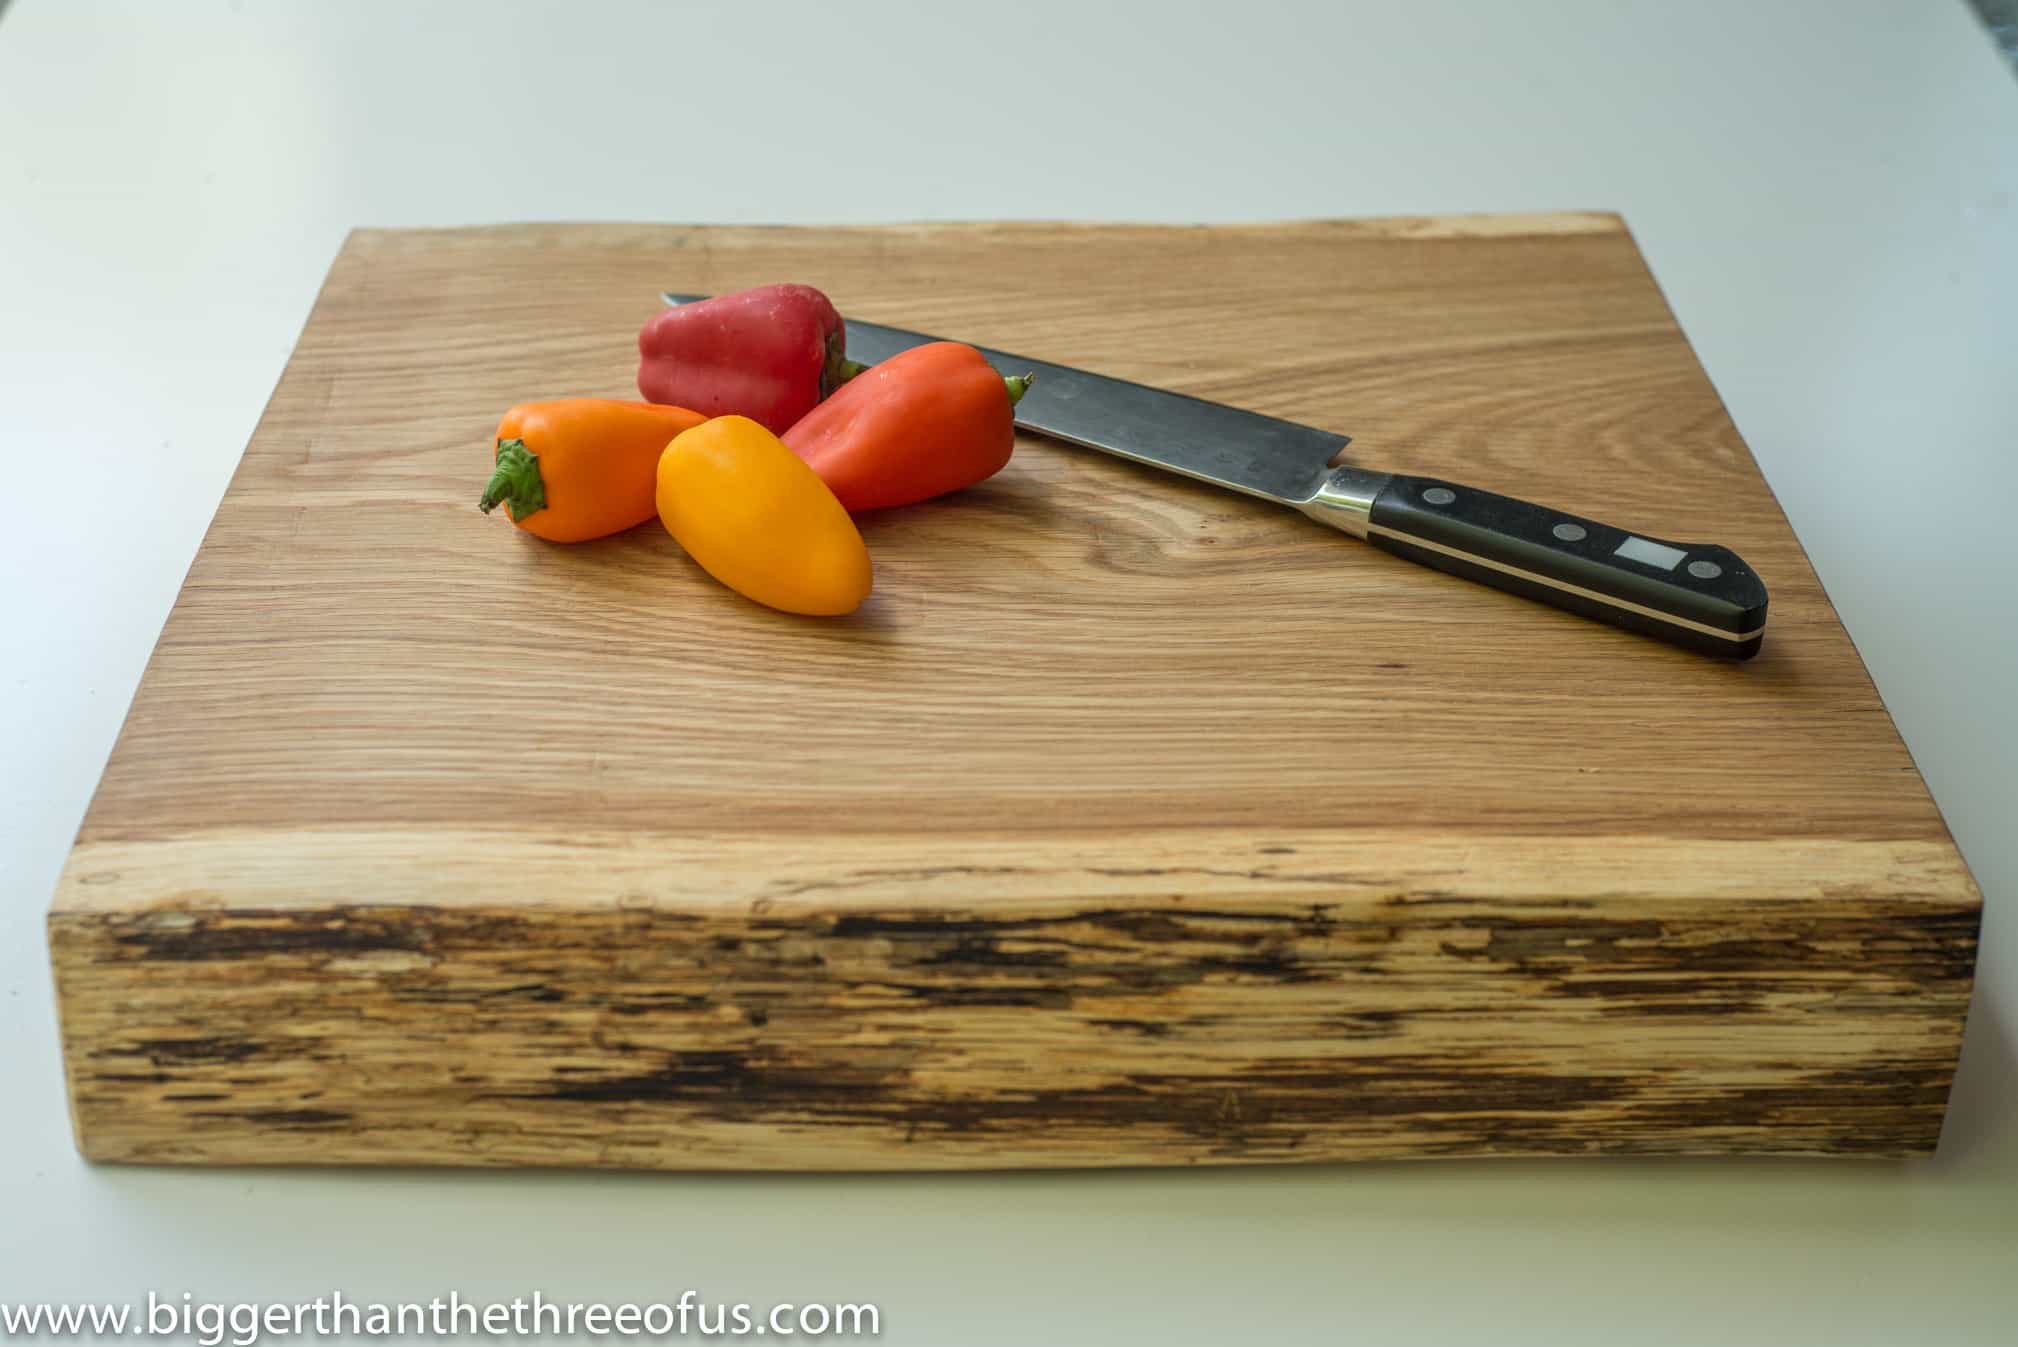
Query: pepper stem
820,331,871,399
478,439,547,523
1005,372,1035,406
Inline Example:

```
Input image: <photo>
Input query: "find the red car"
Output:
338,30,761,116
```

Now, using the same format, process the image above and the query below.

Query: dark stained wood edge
51,883,1979,1169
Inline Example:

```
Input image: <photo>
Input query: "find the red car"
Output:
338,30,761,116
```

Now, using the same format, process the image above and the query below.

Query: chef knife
663,296,1769,658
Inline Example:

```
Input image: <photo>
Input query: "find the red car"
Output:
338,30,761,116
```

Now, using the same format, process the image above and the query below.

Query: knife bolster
1295,466,1390,539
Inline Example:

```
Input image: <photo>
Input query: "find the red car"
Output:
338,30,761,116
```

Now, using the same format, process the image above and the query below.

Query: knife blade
663,295,1769,659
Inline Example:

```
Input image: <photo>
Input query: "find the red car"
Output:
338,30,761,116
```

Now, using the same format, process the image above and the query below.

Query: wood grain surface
50,217,1980,1168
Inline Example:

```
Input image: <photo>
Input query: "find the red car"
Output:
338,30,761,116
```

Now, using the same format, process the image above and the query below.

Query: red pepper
638,284,857,434
782,342,1030,512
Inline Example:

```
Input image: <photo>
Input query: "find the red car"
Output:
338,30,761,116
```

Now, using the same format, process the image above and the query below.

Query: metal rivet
1422,487,1456,506
1552,523,1587,542
1688,559,1723,579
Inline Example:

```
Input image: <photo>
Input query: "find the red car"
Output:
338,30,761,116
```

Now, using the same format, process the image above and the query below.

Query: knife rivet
1552,523,1587,542
1422,487,1456,506
1688,559,1723,579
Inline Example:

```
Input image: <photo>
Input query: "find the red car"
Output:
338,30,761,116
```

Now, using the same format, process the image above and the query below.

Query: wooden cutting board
51,217,1980,1169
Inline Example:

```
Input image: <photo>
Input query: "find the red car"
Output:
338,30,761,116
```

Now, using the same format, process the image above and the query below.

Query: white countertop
3,1,2015,1341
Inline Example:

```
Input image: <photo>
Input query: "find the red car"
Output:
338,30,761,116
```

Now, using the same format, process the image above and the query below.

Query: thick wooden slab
50,218,1979,1167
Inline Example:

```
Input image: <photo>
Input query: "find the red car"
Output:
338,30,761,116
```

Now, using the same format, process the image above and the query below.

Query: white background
3,1,2015,1342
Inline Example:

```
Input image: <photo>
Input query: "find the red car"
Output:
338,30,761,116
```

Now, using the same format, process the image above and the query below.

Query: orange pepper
657,416,873,616
782,341,1028,512
480,399,705,542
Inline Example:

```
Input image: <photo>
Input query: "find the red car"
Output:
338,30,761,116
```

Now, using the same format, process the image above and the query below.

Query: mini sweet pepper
782,341,1029,512
479,398,706,542
657,416,873,616
638,284,858,434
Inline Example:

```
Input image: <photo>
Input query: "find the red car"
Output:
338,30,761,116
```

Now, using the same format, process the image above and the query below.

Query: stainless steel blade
660,295,1388,535
838,316,1351,506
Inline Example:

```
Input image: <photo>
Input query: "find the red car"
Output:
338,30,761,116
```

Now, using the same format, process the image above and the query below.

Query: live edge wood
51,217,1980,1168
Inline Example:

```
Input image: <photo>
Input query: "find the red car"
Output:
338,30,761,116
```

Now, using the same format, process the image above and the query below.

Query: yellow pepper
657,416,873,616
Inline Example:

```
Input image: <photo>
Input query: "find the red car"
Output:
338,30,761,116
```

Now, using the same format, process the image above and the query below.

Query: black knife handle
1364,475,1768,658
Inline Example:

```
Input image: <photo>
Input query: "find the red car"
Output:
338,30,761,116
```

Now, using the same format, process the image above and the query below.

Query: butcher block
49,216,1980,1168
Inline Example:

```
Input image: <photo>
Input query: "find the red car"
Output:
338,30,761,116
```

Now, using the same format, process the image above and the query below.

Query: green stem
478,439,547,523
1004,372,1035,406
821,328,872,399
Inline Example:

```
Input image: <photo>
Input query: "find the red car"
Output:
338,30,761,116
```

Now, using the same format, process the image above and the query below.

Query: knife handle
1353,474,1768,658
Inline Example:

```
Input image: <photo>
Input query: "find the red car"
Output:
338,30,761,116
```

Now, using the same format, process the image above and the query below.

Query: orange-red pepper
781,342,1028,512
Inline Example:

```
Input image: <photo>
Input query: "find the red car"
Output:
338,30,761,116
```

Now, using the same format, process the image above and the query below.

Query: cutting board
50,217,1980,1168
